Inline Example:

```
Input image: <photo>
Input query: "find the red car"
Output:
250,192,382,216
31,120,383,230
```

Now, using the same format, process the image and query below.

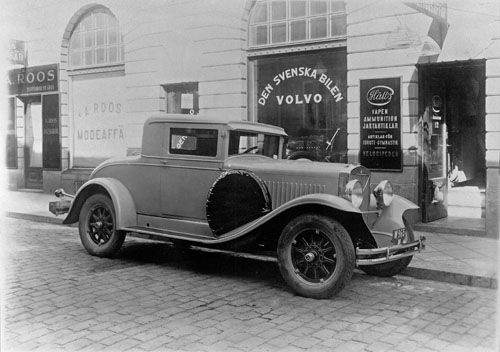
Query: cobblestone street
1,218,498,352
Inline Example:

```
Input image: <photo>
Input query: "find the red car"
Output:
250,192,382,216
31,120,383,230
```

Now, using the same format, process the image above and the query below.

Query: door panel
419,73,448,222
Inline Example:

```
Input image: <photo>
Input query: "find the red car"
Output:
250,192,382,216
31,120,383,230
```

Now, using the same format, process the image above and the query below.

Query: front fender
366,194,419,247
216,193,367,243
63,178,137,229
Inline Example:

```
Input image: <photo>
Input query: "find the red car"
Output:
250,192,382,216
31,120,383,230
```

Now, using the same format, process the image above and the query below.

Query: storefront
5,0,499,237
7,64,61,191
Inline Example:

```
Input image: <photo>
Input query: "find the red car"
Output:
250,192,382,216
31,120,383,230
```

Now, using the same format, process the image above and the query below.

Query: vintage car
50,114,425,299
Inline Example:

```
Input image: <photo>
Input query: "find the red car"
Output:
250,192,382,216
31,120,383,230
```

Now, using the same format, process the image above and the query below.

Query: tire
277,214,355,299
359,256,413,277
206,170,271,236
78,194,126,258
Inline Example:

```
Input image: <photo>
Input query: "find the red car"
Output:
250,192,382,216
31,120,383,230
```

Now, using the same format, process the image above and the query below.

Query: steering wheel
242,146,259,154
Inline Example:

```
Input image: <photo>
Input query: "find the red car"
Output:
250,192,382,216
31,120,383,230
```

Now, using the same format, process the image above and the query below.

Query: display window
251,49,347,162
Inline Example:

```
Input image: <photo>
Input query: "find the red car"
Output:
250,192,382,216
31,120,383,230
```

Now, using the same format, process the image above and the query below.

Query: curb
402,267,498,290
5,211,497,290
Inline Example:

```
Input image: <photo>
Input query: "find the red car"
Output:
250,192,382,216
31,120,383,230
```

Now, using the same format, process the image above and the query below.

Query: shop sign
359,77,402,171
42,94,61,170
72,75,127,167
8,64,58,95
9,39,26,66
257,67,343,106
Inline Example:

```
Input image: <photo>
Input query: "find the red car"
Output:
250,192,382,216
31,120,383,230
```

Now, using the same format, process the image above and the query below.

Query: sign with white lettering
359,77,402,171
42,94,61,170
257,66,344,107
8,64,58,95
72,76,126,167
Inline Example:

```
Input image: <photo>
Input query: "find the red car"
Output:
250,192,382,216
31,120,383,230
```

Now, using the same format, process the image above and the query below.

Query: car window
170,128,218,157
229,131,280,159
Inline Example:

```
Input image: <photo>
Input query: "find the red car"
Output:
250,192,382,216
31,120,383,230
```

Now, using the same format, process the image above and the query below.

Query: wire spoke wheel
277,214,355,299
88,205,114,245
78,194,125,258
291,229,337,283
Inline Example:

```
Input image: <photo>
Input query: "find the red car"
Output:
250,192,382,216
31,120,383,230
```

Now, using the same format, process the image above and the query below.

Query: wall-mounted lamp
419,36,441,56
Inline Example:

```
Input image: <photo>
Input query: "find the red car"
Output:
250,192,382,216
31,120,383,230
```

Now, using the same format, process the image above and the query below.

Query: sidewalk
3,189,498,289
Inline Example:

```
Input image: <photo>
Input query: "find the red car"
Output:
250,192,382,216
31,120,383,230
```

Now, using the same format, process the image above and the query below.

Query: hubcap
291,229,337,283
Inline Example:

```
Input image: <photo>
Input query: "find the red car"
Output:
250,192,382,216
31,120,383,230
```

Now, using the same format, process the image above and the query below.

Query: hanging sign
359,77,402,171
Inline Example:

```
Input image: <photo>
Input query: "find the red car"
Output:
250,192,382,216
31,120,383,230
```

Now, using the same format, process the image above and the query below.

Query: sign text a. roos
8,64,59,95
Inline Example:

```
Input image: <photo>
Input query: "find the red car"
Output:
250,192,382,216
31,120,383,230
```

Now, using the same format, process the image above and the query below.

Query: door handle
160,160,168,165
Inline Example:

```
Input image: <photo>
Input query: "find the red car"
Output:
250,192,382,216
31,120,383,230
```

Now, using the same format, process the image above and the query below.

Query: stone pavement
2,218,499,352
2,189,499,289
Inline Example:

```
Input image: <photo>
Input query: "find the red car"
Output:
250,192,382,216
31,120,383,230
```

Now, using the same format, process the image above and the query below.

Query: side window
170,128,218,157
229,131,280,159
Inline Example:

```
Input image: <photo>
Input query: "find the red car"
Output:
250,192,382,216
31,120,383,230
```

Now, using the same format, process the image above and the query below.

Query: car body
50,114,425,299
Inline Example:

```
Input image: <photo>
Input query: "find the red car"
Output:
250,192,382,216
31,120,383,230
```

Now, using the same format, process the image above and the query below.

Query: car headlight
345,180,363,208
373,180,393,208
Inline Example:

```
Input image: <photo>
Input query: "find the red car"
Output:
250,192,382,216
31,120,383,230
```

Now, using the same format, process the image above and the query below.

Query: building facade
5,0,500,237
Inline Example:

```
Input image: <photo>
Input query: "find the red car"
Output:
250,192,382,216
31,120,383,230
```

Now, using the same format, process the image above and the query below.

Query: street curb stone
5,211,497,290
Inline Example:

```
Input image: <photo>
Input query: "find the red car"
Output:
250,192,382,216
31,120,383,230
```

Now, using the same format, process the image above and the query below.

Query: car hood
224,155,356,177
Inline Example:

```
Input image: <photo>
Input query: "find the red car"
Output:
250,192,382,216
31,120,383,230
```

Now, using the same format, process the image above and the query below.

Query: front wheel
359,256,413,277
78,194,126,257
277,214,355,299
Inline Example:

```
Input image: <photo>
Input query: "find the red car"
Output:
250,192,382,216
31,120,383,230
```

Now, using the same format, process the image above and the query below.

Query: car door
160,125,224,220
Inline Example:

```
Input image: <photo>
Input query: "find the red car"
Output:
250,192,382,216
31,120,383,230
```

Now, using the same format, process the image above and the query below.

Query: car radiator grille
264,181,327,208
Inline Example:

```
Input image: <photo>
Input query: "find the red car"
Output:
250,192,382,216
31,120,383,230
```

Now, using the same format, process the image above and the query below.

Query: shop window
249,0,346,47
69,8,124,69
163,82,199,115
251,49,347,162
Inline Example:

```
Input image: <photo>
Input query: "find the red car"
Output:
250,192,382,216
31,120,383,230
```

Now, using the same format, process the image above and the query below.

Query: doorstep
414,216,486,237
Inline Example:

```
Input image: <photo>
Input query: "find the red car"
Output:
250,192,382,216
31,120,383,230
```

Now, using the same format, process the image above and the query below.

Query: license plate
392,228,408,244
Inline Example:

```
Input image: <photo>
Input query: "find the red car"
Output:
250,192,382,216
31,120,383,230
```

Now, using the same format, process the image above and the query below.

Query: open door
419,70,448,222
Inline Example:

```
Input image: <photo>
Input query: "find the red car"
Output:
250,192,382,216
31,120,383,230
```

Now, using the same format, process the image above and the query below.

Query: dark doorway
418,60,486,222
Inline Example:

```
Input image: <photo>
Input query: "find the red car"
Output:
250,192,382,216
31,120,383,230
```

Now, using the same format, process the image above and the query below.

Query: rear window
170,128,218,157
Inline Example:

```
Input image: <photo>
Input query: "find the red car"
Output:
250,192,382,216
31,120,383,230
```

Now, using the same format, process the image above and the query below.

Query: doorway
24,98,43,189
418,60,486,223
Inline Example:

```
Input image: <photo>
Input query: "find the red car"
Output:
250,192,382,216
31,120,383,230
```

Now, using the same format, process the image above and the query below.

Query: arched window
69,8,124,69
249,0,346,47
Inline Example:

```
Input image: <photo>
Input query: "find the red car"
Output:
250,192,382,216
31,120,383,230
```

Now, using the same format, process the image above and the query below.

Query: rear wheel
277,214,355,299
78,194,125,257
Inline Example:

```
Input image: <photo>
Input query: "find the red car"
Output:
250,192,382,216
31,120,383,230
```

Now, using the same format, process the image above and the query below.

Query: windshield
229,131,281,159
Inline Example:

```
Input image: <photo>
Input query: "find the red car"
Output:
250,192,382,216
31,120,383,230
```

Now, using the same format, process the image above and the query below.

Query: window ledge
67,63,125,76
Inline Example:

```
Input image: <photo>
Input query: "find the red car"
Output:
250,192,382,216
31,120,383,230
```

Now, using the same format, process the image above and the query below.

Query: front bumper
49,189,74,216
355,236,426,266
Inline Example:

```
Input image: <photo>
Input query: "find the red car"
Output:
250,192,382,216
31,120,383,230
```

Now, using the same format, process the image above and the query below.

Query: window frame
249,0,346,49
68,8,124,72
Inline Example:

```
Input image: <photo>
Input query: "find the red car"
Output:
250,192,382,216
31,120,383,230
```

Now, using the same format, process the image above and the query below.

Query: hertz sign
8,64,59,95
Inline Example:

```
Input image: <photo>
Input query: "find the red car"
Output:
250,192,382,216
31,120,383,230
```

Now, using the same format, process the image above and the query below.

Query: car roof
146,114,287,137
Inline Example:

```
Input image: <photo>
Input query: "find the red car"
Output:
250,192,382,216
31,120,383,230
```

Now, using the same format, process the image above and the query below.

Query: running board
122,226,214,243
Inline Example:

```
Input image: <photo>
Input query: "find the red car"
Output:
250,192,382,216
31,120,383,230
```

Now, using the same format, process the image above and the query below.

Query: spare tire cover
206,170,272,236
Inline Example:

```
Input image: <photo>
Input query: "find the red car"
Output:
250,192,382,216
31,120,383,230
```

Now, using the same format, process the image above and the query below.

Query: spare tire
206,170,272,236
